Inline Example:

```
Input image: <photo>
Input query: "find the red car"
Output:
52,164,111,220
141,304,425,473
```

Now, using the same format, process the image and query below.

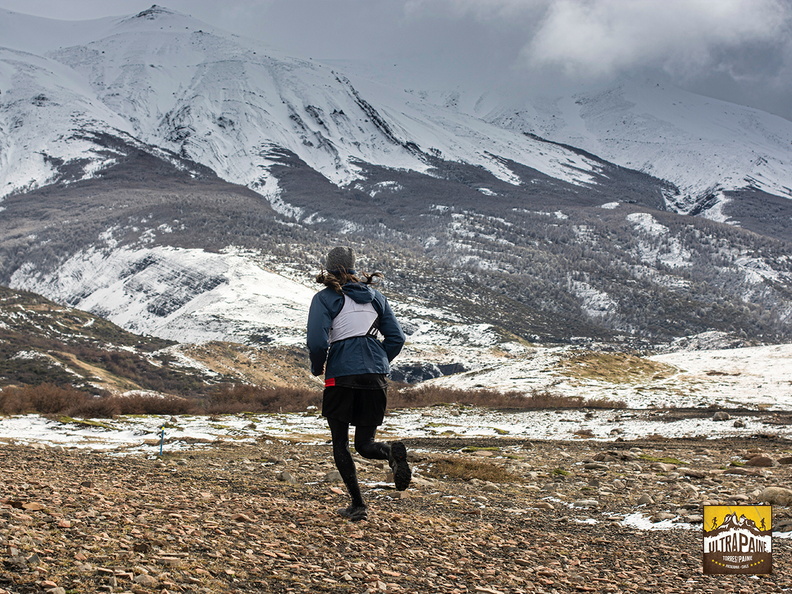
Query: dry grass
558,351,676,383
203,384,322,414
0,384,196,417
424,457,521,483
390,384,626,409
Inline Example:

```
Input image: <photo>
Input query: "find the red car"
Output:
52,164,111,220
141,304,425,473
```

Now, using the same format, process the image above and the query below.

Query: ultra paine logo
703,506,772,574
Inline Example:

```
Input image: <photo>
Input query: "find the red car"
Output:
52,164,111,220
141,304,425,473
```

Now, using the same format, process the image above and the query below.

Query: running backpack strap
365,317,380,338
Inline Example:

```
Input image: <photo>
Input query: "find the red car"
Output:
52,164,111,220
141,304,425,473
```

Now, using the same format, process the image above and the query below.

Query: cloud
395,0,792,119
523,0,791,80
1,0,791,119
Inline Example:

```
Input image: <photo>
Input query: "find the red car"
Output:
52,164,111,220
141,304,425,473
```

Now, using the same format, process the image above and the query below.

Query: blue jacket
307,281,405,379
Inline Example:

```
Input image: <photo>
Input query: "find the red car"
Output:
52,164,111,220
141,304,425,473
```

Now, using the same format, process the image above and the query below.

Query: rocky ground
1,434,792,594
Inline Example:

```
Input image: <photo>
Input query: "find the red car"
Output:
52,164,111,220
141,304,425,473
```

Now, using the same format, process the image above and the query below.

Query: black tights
327,417,390,507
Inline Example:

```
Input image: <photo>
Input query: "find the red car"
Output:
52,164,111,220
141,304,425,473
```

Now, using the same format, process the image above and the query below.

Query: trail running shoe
337,505,368,522
389,441,411,491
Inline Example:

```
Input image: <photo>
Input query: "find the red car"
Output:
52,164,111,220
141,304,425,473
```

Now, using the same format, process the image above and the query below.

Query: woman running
307,246,410,521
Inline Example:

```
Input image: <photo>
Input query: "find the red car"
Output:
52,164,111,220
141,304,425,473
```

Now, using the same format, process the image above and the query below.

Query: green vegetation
56,416,114,430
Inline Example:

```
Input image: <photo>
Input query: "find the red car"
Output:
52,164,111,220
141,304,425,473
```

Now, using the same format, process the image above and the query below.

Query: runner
307,247,410,521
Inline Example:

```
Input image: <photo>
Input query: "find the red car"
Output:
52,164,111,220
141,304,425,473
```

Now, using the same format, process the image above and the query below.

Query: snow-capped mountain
0,5,609,205
2,6,790,231
474,77,792,221
1,5,791,369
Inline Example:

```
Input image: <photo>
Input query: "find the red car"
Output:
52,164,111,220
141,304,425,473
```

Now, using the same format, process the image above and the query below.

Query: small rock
276,470,297,484
650,512,675,522
583,463,608,470
678,467,705,478
712,411,731,421
636,494,654,505
651,462,677,472
725,467,757,476
573,499,599,507
761,486,792,506
323,470,342,482
746,455,776,467
733,419,746,428
134,574,158,587
778,456,792,465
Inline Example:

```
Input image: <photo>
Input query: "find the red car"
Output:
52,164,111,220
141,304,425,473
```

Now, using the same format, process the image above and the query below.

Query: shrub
112,394,195,416
69,396,122,418
0,385,198,418
203,384,322,414
389,384,626,409
0,384,88,415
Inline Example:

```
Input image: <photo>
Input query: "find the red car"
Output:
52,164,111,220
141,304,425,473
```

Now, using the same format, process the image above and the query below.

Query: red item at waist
324,377,336,387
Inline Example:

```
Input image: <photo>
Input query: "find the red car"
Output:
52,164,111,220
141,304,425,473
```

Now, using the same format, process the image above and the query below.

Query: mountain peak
133,5,177,20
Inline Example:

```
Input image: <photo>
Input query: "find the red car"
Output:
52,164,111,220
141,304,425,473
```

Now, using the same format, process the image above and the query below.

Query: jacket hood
342,282,375,304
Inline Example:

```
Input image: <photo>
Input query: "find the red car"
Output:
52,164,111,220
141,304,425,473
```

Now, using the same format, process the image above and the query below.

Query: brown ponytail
315,270,383,294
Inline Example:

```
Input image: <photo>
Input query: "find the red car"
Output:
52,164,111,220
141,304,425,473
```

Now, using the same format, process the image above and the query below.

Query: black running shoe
337,505,368,521
389,441,411,491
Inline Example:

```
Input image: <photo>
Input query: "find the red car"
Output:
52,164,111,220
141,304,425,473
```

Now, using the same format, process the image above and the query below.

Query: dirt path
1,436,791,593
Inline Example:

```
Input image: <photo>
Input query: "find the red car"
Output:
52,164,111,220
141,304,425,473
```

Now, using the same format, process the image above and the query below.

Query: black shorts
322,385,387,427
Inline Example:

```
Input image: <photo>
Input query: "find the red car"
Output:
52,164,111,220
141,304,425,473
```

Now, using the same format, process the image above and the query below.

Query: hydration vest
328,295,379,343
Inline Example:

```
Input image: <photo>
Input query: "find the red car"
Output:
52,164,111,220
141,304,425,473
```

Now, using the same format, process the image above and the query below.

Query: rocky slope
0,284,318,394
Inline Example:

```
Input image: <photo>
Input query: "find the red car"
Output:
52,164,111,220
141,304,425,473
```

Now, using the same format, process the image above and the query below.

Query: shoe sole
337,506,368,521
390,441,411,491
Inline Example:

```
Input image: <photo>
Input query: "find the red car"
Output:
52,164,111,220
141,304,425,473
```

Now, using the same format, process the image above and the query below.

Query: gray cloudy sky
1,0,791,120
